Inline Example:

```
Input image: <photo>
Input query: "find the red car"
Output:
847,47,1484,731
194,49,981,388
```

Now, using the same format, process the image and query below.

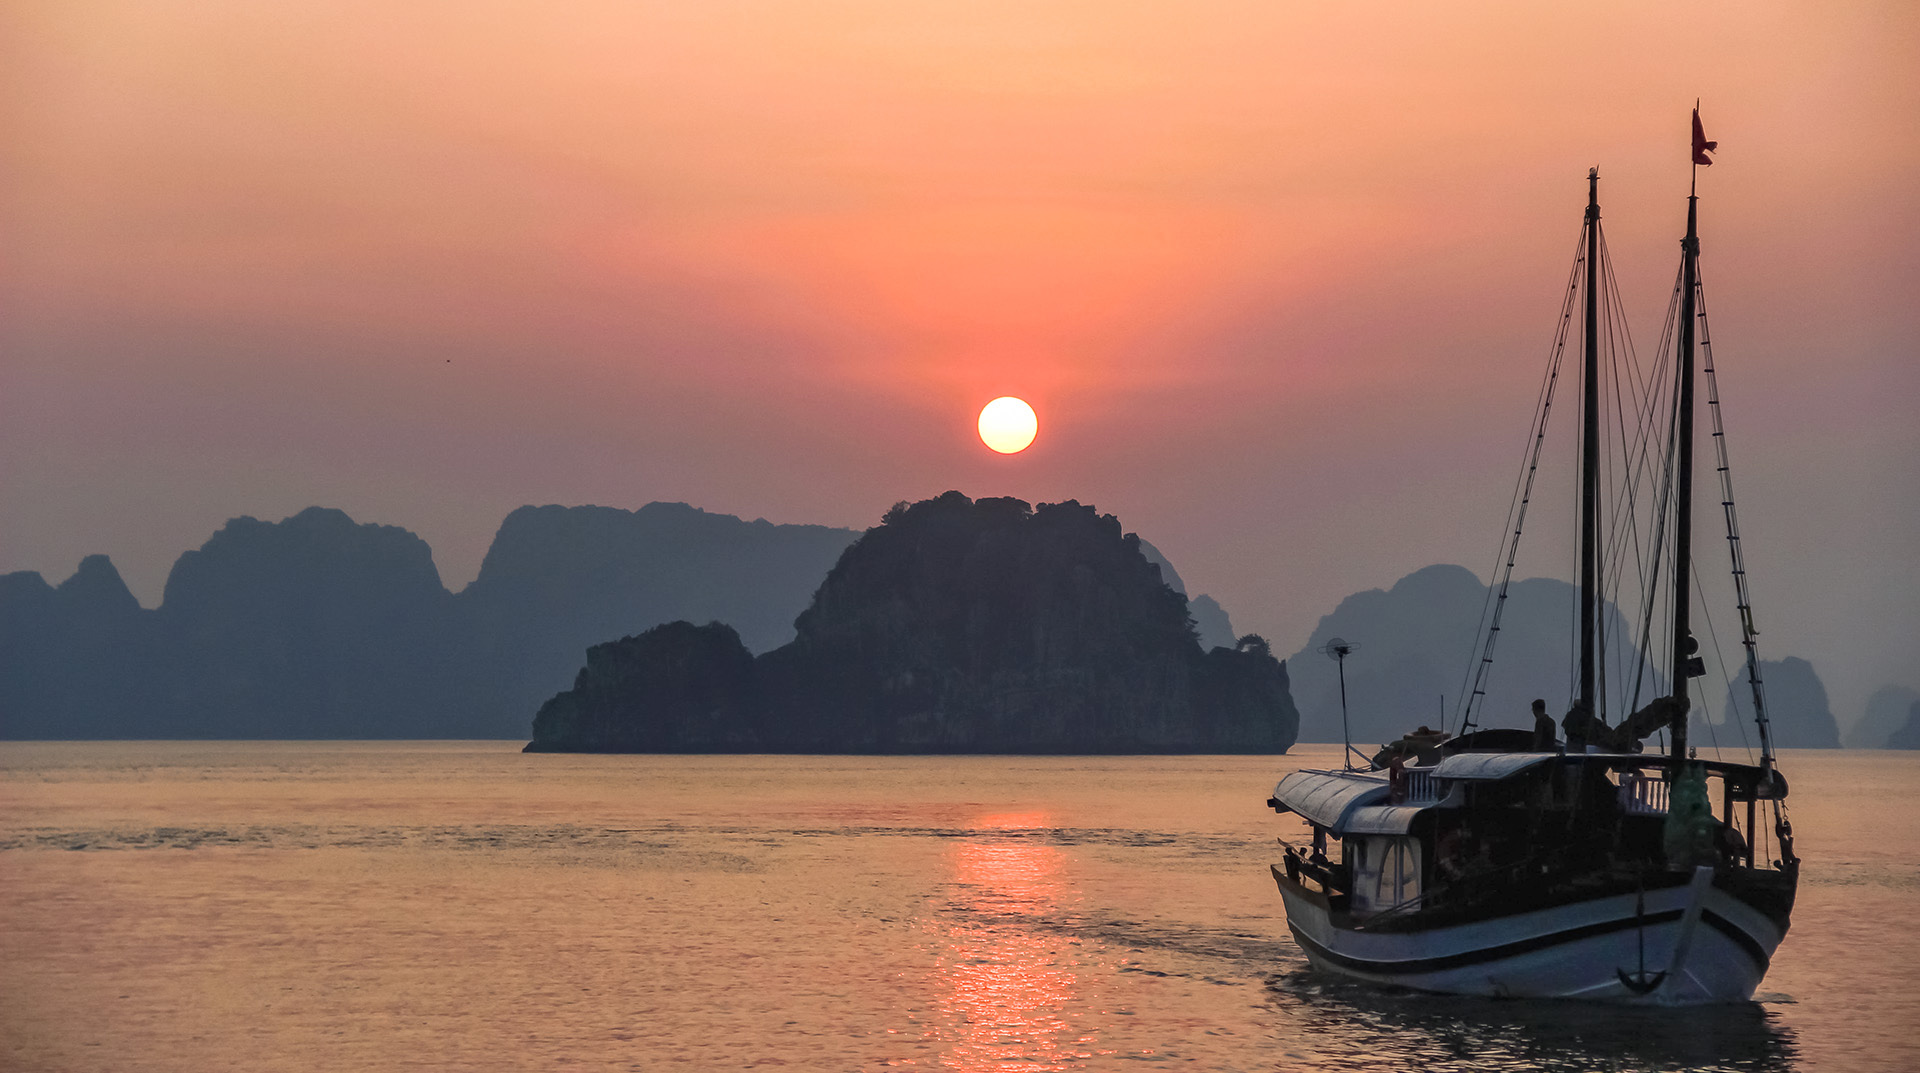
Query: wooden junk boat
1267,114,1799,1005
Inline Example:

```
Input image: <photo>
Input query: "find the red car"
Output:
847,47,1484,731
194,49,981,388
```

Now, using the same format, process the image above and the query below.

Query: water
2,743,1915,1071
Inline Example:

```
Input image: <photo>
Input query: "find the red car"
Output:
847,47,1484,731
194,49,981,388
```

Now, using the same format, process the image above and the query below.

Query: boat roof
1272,752,1787,829
1342,805,1430,835
1429,752,1558,780
1270,769,1391,829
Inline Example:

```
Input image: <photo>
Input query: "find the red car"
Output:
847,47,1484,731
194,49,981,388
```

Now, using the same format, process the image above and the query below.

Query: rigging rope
1694,263,1796,867
1595,225,1666,723
1693,561,1757,763
1695,268,1777,772
1452,227,1587,737
1448,195,1794,873
1626,262,1686,726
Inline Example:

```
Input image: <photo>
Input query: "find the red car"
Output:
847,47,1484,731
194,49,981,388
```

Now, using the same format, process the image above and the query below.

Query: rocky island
527,492,1299,753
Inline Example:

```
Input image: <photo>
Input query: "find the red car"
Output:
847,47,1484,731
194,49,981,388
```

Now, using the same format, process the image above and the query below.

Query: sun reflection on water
931,812,1092,1072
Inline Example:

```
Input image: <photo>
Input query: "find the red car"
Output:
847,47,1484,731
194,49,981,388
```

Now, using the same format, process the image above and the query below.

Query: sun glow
977,397,1038,454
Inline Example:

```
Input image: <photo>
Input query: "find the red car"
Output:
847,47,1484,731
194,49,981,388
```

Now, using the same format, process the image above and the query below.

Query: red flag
1692,108,1717,166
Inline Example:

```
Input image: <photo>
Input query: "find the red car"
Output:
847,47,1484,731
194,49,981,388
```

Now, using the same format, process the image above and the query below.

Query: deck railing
1398,769,1443,804
1618,771,1670,815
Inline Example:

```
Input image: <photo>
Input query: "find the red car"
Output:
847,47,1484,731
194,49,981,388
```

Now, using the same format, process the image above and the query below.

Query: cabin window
1349,836,1423,916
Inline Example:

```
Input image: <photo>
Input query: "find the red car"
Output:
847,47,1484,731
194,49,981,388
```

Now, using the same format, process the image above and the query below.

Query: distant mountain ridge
1712,657,1842,750
0,555,153,739
1284,564,1657,747
1285,563,1843,752
153,507,462,738
1848,684,1920,749
1886,700,1920,750
6,510,1840,749
1,500,1242,740
0,503,859,739
457,502,863,731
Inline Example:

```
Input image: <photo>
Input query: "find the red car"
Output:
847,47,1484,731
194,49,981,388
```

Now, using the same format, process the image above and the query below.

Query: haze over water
3,742,1915,1071
5,2,1916,722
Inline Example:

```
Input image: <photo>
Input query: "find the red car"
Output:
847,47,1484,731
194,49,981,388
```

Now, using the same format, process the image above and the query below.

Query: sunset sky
4,2,1915,724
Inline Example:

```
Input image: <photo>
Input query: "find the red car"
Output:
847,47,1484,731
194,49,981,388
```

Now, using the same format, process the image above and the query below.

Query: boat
1266,112,1799,1005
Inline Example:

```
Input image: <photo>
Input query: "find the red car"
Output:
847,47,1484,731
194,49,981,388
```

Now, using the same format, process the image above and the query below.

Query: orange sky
3,1,1916,720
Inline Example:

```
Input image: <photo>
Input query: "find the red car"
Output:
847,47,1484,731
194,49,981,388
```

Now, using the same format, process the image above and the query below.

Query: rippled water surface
2,743,1916,1071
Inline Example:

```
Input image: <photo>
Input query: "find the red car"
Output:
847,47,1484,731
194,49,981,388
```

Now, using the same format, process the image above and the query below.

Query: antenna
1320,637,1369,770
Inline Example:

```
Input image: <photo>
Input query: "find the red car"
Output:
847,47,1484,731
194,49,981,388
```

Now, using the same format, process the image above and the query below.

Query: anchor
1617,968,1667,995
1616,878,1668,995
1615,865,1715,998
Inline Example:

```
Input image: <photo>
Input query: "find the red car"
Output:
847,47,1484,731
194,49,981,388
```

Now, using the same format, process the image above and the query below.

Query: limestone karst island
526,492,1299,753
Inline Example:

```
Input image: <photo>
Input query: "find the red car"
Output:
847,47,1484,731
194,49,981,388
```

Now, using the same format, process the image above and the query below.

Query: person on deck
1562,700,1593,753
1531,698,1557,751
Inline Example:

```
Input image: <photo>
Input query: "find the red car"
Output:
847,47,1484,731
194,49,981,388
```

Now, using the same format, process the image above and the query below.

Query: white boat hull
1274,866,1784,1005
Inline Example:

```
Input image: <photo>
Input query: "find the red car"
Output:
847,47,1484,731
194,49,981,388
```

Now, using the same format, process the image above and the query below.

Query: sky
4,1,1916,727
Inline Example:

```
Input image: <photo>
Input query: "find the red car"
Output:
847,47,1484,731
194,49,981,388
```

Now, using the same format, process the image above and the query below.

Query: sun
977,396,1038,454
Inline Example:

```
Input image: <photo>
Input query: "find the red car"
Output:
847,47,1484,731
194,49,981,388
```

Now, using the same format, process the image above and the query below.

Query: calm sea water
2,742,1915,1072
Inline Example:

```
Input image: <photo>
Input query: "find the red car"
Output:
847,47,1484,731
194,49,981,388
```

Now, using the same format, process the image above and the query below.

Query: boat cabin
1268,748,1790,931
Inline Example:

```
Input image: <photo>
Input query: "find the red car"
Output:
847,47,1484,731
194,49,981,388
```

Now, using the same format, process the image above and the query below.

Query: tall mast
1578,169,1601,721
1671,179,1701,763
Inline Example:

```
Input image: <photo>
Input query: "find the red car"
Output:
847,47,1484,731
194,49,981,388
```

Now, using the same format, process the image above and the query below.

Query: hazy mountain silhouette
149,507,465,738
1712,657,1841,749
1284,564,1665,748
5,516,481,739
2,499,1243,741
1186,595,1237,652
453,502,860,734
0,504,857,739
0,555,154,738
1136,541,1237,650
1885,699,1920,750
58,553,143,618
528,492,1297,753
1847,684,1920,748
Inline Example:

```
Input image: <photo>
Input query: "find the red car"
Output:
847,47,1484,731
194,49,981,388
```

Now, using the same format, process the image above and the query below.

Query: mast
1670,179,1700,764
1579,169,1601,723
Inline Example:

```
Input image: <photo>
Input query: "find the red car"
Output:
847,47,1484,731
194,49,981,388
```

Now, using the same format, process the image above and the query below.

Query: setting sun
977,397,1038,454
